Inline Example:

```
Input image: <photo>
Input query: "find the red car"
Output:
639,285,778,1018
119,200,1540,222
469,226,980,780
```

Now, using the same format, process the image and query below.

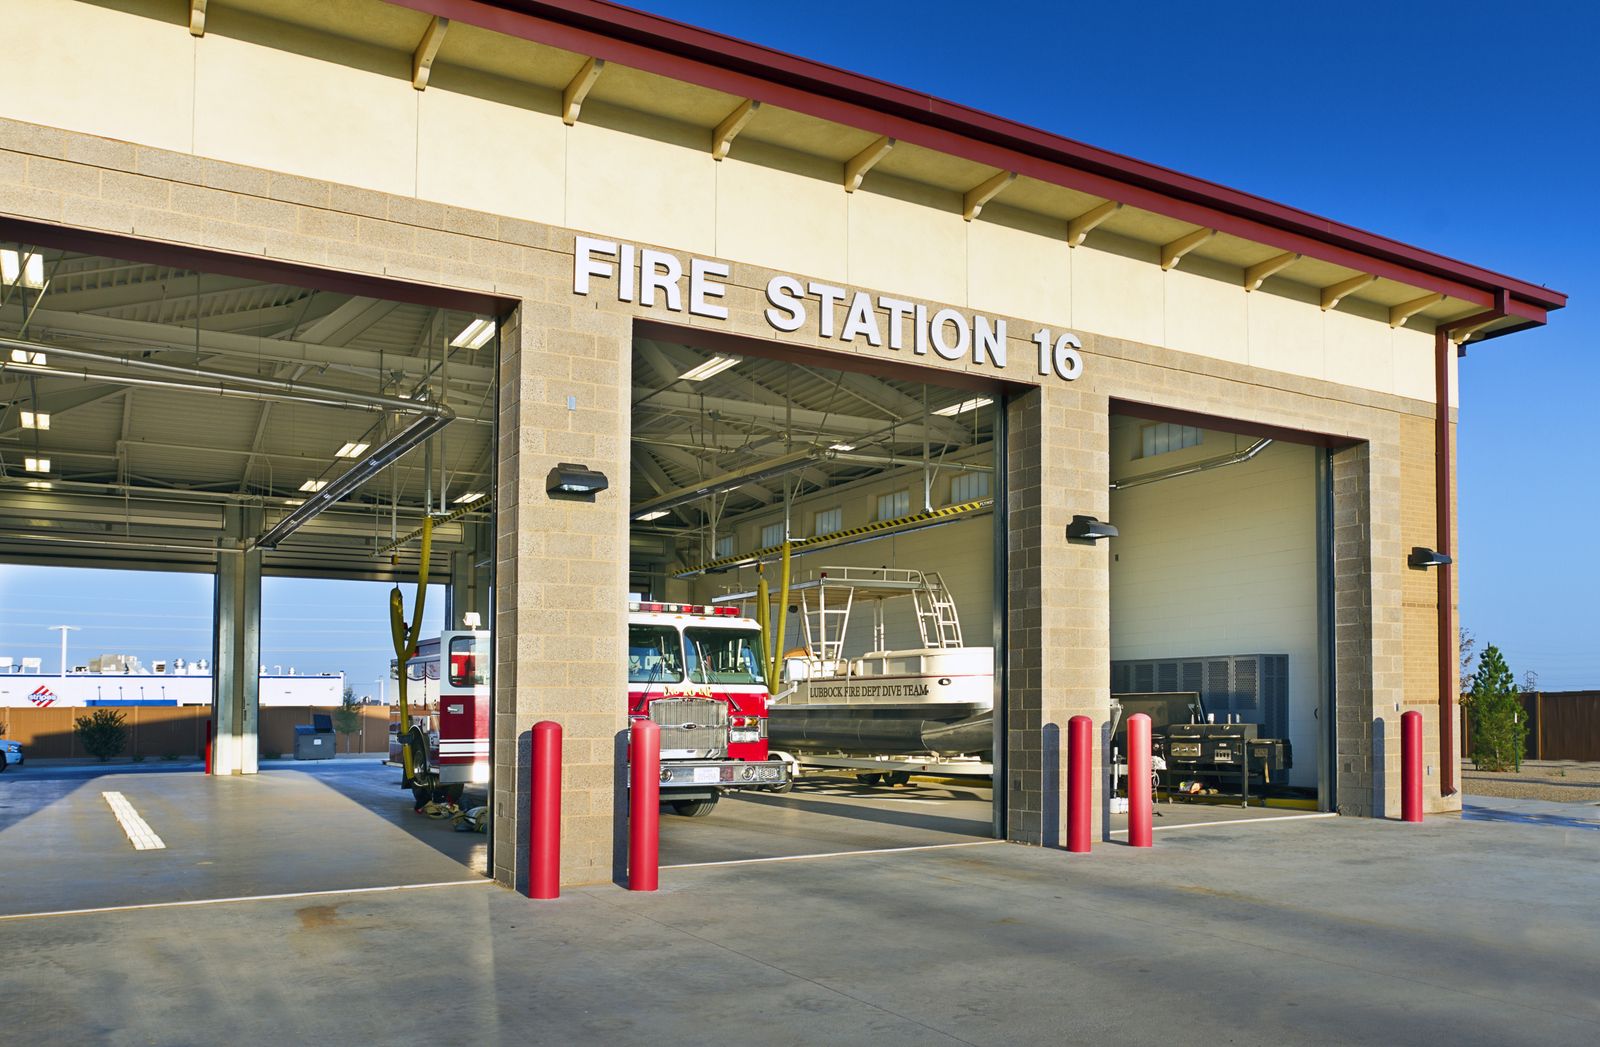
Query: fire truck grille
649,698,728,757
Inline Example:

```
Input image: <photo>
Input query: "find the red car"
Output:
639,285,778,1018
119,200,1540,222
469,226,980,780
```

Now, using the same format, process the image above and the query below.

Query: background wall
2,704,394,758
1108,419,1320,787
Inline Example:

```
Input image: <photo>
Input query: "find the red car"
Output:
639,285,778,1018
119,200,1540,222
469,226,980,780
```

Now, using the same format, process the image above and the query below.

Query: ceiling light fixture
20,410,49,430
932,396,994,417
453,491,486,505
678,355,741,382
450,318,496,350
284,498,305,506
299,479,327,493
335,441,370,458
25,480,52,490
9,348,46,365
24,457,50,473
828,442,857,452
635,509,670,522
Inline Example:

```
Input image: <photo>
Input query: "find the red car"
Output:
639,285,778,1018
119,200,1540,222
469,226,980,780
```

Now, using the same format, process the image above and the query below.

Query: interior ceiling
0,242,495,572
631,337,994,530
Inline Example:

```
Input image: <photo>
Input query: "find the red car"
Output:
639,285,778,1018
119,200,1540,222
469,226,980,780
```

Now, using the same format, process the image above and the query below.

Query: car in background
0,737,22,772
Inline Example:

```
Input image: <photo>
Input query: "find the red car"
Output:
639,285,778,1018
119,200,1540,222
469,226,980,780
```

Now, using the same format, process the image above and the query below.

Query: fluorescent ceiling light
932,396,994,417
678,355,740,382
453,491,486,505
0,249,44,289
25,480,52,490
9,348,46,365
829,442,856,452
450,318,495,350
24,457,50,473
20,411,49,430
284,498,305,506
335,441,369,458
635,509,670,522
299,479,327,493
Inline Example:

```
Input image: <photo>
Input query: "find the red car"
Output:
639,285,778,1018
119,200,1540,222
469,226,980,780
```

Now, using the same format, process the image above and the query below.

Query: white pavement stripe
664,839,1003,869
102,791,165,851
0,879,492,923
1108,812,1337,835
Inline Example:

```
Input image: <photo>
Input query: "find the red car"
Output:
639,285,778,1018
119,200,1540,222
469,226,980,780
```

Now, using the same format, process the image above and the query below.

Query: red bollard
628,719,661,892
1127,712,1153,847
1067,715,1093,853
1401,709,1423,823
203,718,213,775
529,720,563,899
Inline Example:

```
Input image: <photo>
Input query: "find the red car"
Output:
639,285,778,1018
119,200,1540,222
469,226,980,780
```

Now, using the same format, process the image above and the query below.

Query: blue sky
2,1,1595,689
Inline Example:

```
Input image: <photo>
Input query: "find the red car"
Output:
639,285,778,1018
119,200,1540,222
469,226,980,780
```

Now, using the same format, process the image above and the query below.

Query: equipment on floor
1111,691,1293,807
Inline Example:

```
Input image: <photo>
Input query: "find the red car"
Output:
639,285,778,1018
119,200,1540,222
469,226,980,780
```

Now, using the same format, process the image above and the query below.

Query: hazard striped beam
673,498,994,577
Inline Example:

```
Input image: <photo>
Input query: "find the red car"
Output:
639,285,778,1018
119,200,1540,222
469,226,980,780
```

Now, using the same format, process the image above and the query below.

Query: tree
1458,626,1478,704
74,708,129,762
1464,644,1527,772
332,683,363,753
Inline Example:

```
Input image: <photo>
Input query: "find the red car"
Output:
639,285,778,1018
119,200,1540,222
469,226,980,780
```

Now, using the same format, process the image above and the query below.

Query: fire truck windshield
685,628,765,686
628,625,684,684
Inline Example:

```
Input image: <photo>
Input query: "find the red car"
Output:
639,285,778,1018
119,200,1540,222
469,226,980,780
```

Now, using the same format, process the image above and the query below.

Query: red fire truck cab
629,600,788,816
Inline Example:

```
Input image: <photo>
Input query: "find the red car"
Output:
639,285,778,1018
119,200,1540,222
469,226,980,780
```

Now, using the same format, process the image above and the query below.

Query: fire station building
0,0,1566,888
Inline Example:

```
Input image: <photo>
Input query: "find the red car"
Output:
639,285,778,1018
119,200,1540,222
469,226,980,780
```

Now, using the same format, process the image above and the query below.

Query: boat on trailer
719,566,995,781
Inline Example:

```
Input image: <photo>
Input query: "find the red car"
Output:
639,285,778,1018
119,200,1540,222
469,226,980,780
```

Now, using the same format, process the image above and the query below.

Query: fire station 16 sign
572,236,1084,382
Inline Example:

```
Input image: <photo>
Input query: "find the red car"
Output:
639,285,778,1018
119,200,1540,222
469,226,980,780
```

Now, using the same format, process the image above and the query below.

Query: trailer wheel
886,771,912,786
670,797,719,817
858,772,884,786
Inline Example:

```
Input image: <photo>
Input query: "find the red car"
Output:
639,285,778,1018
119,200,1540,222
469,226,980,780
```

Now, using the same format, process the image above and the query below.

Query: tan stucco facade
0,0,1475,887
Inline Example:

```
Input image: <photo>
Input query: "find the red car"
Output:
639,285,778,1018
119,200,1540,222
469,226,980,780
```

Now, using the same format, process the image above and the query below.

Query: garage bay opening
630,332,1002,863
1108,409,1332,832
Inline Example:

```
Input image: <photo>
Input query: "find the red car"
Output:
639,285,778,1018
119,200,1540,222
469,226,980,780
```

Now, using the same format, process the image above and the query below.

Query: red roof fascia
397,0,1566,321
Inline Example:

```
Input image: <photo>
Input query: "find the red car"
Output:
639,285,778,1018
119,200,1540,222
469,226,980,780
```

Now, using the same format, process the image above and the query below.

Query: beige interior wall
1108,422,1321,787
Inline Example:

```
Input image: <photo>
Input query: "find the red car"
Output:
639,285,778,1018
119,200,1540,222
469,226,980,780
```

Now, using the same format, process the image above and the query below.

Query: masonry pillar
213,506,262,776
491,302,631,889
1005,383,1111,847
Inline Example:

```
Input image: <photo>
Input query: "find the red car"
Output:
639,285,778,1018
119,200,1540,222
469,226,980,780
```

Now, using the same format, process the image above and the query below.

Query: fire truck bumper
653,759,789,793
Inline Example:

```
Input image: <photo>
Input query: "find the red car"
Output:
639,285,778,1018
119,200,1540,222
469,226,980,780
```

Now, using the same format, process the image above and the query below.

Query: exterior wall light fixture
1408,547,1452,569
1066,514,1118,543
547,462,609,501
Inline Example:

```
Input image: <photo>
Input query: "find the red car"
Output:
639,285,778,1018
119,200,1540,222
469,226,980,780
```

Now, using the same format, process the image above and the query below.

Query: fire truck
390,629,491,809
395,605,786,816
628,600,788,815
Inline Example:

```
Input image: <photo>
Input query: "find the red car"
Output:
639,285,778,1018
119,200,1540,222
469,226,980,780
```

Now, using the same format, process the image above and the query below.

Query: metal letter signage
572,237,1084,381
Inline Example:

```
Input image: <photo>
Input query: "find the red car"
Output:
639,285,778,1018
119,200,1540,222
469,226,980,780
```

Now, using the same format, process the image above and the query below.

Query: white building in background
0,655,343,707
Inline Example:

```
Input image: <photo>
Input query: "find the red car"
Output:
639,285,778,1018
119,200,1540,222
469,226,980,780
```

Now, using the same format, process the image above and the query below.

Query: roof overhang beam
843,136,894,192
412,16,450,90
1243,251,1300,291
711,99,761,160
1160,227,1216,271
962,170,1016,221
1320,273,1377,312
562,57,605,126
1390,292,1445,329
1067,200,1120,247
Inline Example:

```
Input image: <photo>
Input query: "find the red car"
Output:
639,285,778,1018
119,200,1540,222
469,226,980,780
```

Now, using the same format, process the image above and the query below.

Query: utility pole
48,625,79,678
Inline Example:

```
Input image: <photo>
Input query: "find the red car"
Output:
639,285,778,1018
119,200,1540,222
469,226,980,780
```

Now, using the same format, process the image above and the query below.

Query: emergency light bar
628,602,741,616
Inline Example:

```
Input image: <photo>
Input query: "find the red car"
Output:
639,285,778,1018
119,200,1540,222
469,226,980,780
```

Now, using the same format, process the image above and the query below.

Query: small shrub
332,684,363,752
131,753,146,763
73,709,129,762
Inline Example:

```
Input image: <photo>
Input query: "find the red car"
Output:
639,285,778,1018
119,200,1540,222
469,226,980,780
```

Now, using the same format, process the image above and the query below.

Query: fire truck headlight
659,767,672,783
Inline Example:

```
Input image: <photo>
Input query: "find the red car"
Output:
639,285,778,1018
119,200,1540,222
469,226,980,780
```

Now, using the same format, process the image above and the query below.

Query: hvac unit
1111,653,1289,740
